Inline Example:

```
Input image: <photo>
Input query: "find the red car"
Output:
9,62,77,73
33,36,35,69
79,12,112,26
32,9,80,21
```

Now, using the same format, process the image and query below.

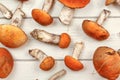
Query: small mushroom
58,0,90,25
30,29,71,48
0,3,12,19
0,2,28,48
29,49,55,71
48,69,66,80
0,48,14,78
106,0,120,5
32,0,54,26
64,42,84,71
82,9,111,41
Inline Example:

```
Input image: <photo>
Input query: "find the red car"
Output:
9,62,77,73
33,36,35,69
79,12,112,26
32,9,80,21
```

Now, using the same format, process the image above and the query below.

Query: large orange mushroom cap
0,48,14,78
64,56,84,71
59,0,90,8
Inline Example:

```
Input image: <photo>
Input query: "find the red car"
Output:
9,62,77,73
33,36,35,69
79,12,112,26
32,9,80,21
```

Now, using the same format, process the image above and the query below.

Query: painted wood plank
0,0,120,17
4,61,120,80
0,18,120,60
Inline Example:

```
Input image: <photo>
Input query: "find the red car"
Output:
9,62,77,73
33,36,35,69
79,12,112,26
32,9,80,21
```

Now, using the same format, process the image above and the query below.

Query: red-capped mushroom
48,69,66,80
0,3,12,19
59,0,90,25
0,2,28,48
64,42,84,71
32,0,54,26
30,29,71,48
82,9,111,41
106,0,120,5
29,49,55,71
0,48,14,78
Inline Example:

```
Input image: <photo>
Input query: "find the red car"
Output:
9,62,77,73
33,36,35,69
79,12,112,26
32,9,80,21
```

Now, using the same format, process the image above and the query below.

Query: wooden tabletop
0,0,120,80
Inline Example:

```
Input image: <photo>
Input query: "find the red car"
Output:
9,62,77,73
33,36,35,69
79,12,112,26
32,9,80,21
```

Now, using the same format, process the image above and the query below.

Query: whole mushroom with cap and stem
0,0,28,48
0,48,14,78
58,0,90,25
0,3,12,19
93,46,120,80
106,0,120,5
29,49,55,71
32,0,54,26
82,9,111,41
48,69,67,80
30,29,71,48
64,42,84,71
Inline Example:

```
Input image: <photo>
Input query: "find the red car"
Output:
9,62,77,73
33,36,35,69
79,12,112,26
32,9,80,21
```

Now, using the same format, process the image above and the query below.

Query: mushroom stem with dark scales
0,3,12,19
58,0,90,25
29,49,55,71
30,29,71,48
64,42,84,71
10,1,26,27
82,9,111,41
106,0,120,5
32,0,54,26
48,69,66,80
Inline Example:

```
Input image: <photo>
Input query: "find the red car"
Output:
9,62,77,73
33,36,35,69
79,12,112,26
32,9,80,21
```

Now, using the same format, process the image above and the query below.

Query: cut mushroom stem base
96,9,111,25
59,6,74,25
0,3,12,19
72,42,84,60
48,69,66,80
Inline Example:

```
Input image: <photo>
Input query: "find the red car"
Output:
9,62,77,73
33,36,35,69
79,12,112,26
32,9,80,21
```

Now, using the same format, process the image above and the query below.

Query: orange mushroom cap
0,48,14,78
59,0,90,8
32,9,53,26
58,33,71,48
40,56,55,71
82,20,110,41
0,24,28,48
64,56,83,71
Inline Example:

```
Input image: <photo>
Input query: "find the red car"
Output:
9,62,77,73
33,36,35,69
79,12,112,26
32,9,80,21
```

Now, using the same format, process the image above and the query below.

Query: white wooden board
0,0,120,80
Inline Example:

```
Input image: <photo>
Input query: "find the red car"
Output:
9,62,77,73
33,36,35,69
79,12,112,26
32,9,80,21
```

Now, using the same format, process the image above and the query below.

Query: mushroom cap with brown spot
59,0,90,8
82,20,109,40
64,56,83,71
58,33,71,48
0,48,14,78
32,9,53,26
0,24,28,48
40,56,55,71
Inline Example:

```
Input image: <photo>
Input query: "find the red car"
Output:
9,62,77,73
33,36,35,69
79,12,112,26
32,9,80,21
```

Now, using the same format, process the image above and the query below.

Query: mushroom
82,9,111,41
10,0,27,27
29,49,55,71
32,0,54,26
106,0,120,5
0,2,28,48
48,69,66,80
30,29,71,48
64,42,84,71
58,0,90,25
0,48,14,78
0,3,12,19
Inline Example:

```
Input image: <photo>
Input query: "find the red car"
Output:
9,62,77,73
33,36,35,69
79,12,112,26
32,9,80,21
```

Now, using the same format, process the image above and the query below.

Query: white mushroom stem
30,29,60,45
72,42,84,60
29,49,47,63
48,69,66,80
116,0,120,5
10,2,25,27
0,3,12,19
59,6,75,25
42,0,55,13
96,9,111,25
